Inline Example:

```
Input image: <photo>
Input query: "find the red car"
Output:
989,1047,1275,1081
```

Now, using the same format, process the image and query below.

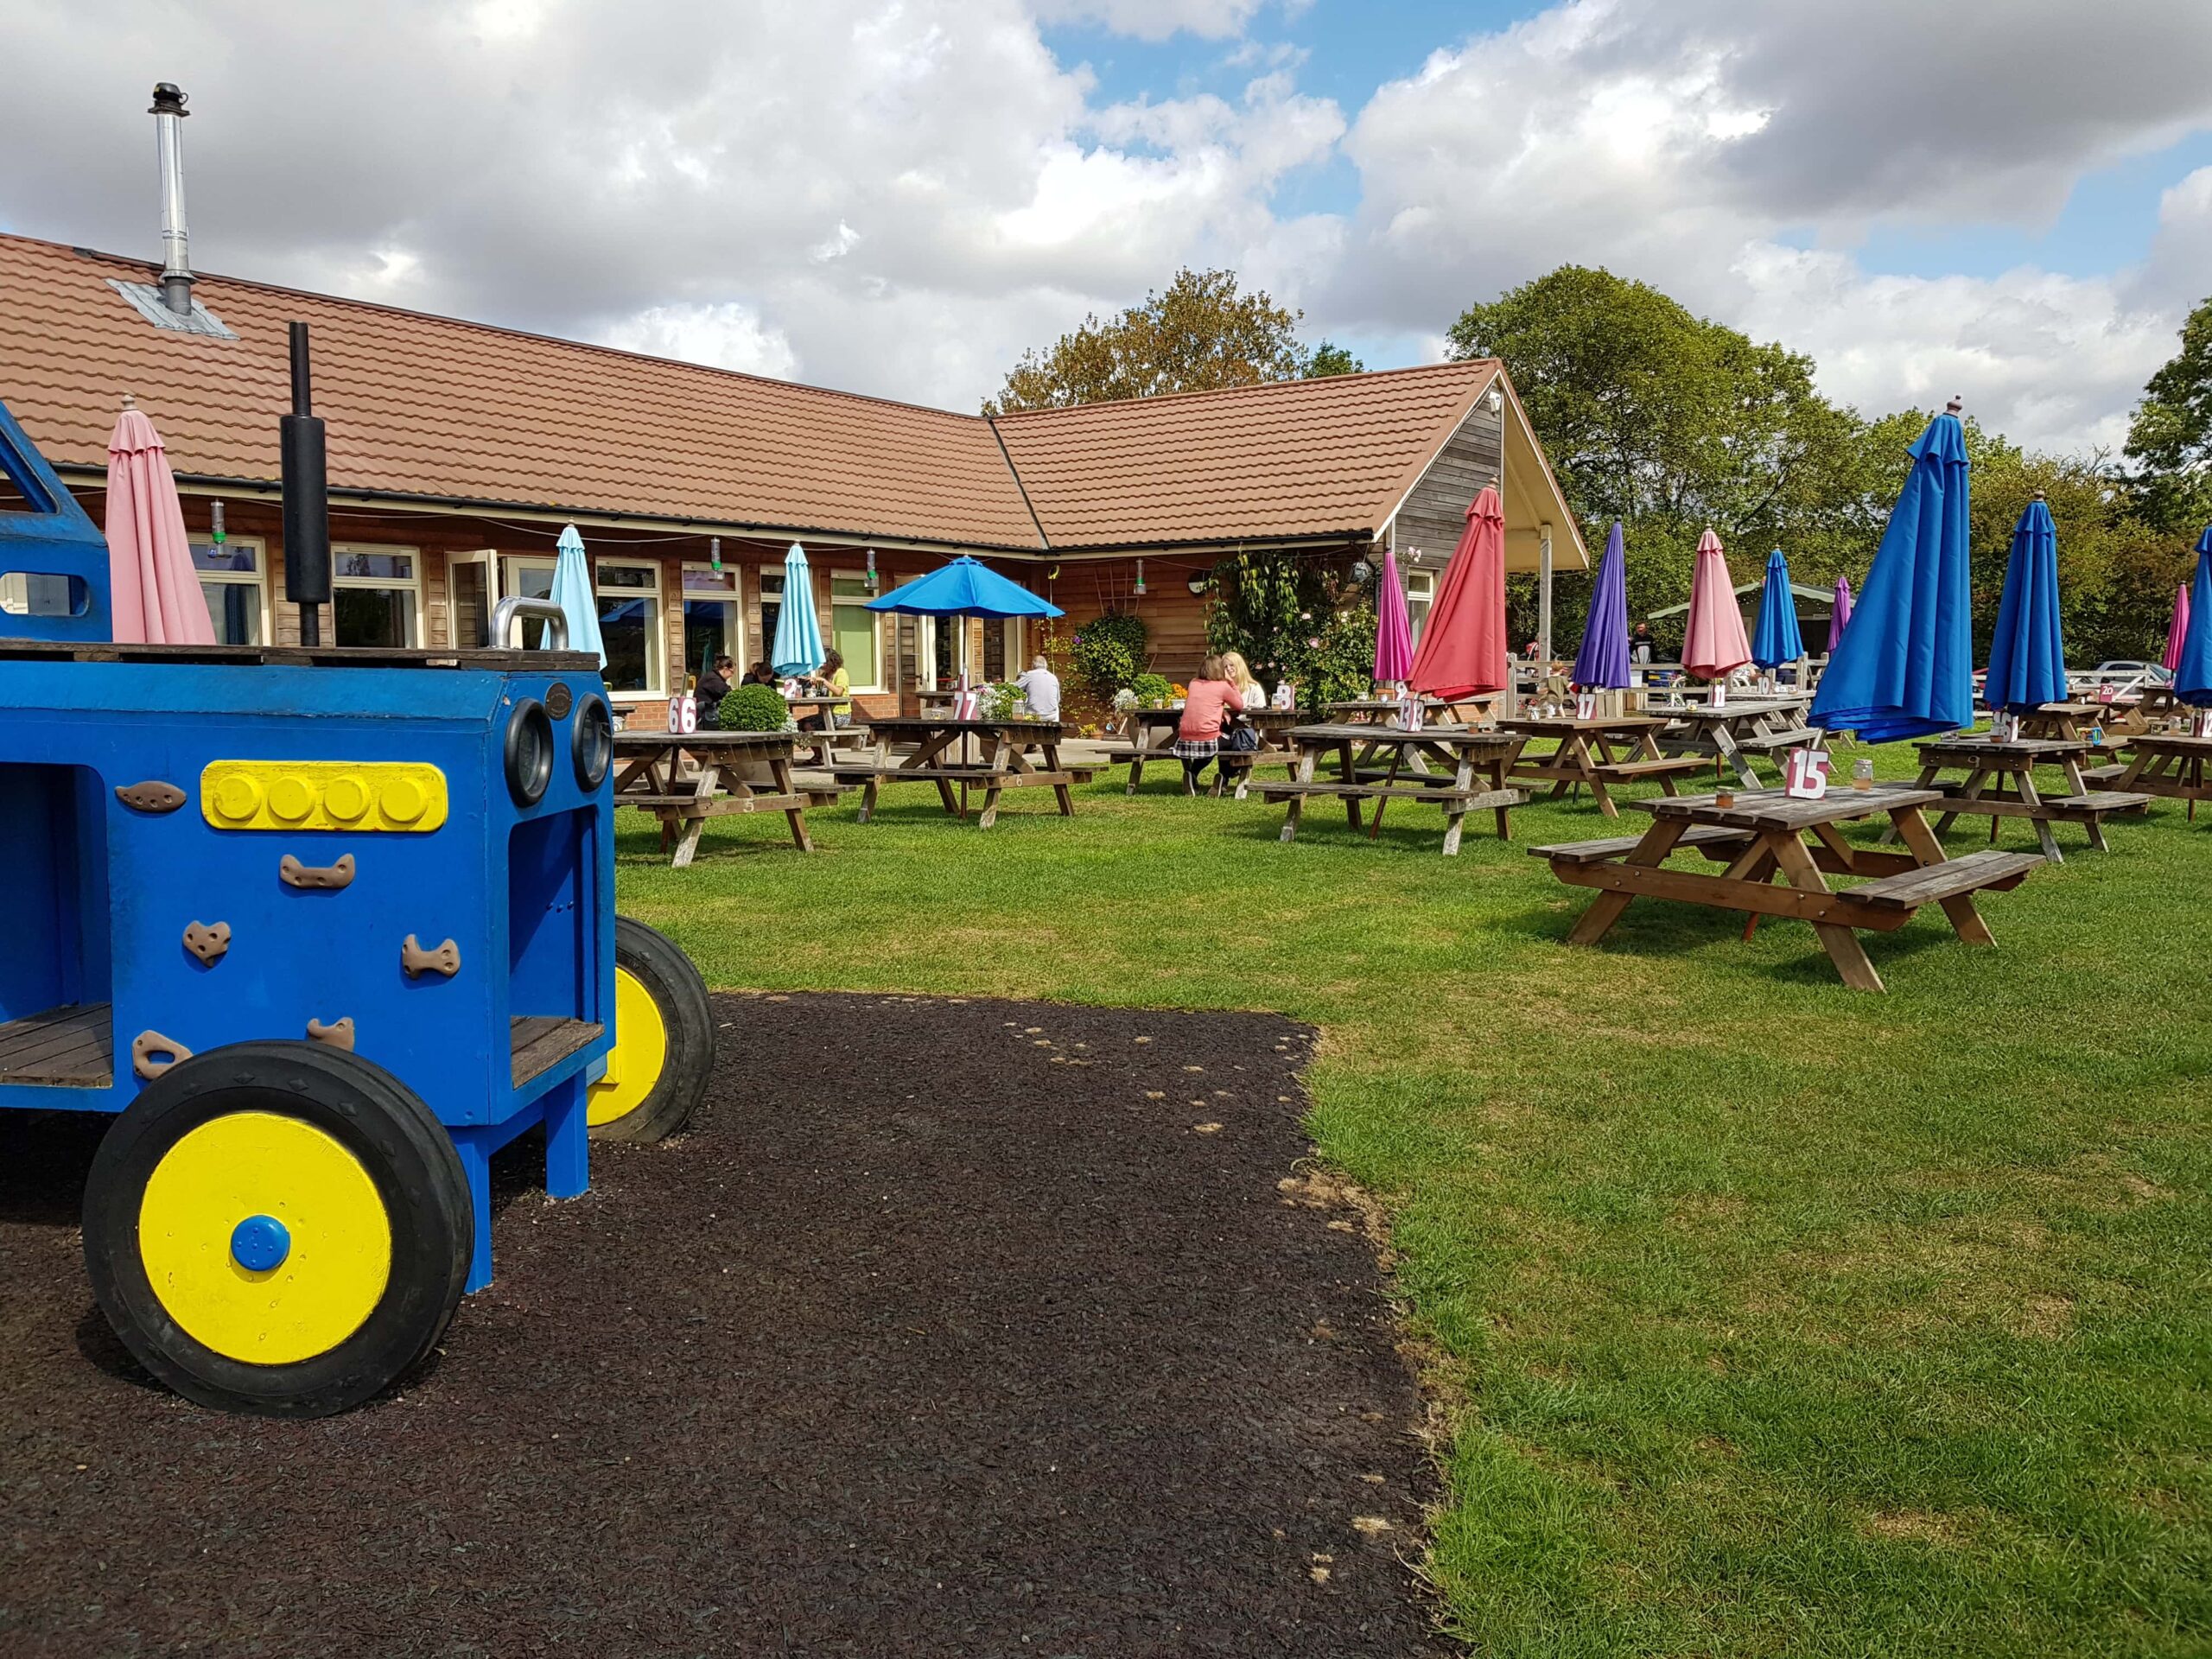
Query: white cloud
601,302,801,380
1322,0,2212,451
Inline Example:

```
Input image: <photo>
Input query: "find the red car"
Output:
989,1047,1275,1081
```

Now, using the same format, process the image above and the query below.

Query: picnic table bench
1496,713,1704,817
1250,723,1525,855
1654,695,1819,788
1530,783,2040,992
612,730,839,866
1890,734,2149,860
829,715,1095,828
2081,730,2212,811
1100,705,1300,797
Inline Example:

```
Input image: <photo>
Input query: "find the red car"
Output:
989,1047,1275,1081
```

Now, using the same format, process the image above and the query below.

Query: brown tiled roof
0,232,1581,563
991,361,1499,549
0,235,1039,550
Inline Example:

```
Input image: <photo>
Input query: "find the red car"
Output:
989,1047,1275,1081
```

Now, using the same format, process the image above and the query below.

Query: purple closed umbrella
1374,548,1413,685
1827,575,1853,652
1571,520,1630,688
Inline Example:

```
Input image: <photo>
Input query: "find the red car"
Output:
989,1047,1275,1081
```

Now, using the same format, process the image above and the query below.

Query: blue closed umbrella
1570,521,1630,689
771,542,824,677
2177,524,2212,707
1981,493,2067,714
864,555,1063,620
1751,547,1803,670
548,524,607,667
1811,404,1974,741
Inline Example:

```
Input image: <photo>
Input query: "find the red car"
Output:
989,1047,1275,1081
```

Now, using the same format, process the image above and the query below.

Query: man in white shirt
1015,654,1061,721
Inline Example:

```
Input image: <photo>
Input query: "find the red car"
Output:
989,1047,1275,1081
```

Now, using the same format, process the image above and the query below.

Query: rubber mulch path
1,992,1445,1657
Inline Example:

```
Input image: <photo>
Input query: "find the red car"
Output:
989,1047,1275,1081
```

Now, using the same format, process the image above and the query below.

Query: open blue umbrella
1981,493,2067,714
1570,520,1630,689
548,524,607,667
1811,402,1974,741
2177,524,2212,707
770,541,824,677
864,555,1063,620
1751,547,1803,669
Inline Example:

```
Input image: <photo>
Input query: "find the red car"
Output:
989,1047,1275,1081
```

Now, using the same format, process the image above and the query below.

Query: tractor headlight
505,698,554,806
572,695,613,791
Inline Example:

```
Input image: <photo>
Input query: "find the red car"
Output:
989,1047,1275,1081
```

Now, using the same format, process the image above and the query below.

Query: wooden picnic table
1656,695,1820,788
1320,693,1503,725
1102,705,1300,796
1530,783,2042,992
1495,712,1704,818
2014,702,2110,743
1892,734,2149,861
612,730,839,866
1249,723,1526,855
2084,730,2212,811
829,715,1095,829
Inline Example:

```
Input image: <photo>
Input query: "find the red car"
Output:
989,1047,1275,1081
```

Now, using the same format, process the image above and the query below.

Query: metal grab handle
489,595,569,650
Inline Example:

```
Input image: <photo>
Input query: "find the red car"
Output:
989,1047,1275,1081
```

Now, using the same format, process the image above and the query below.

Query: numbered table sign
1783,745,1832,800
1574,691,1598,720
670,694,699,734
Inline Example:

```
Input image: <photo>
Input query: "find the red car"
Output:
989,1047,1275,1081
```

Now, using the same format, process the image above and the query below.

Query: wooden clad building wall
1389,401,1505,572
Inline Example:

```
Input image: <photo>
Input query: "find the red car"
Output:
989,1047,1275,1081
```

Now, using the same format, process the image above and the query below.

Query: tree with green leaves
1446,265,1879,628
986,268,1357,414
2123,292,2212,534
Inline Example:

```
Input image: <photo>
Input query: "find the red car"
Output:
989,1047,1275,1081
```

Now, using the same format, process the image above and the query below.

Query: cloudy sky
3,0,2209,454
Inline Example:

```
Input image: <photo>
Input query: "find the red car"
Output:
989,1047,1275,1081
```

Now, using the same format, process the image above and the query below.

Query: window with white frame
1405,567,1438,645
828,572,883,690
331,544,422,648
189,536,270,645
682,563,742,682
756,565,789,671
595,559,664,695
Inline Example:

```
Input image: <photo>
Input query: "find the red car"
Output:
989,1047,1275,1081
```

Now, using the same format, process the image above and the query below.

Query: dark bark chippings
0,992,1444,1657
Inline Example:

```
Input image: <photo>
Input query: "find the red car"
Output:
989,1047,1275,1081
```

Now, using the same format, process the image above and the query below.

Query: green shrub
1070,609,1147,697
1128,671,1175,704
717,683,790,732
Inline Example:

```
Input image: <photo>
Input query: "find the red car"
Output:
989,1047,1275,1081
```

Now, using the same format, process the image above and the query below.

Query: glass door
449,549,498,648
500,555,557,648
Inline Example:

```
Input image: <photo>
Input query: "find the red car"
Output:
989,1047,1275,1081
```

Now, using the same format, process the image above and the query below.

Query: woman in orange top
1172,654,1247,794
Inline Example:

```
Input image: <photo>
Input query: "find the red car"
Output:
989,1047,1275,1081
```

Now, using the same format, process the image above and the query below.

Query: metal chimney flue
149,82,194,316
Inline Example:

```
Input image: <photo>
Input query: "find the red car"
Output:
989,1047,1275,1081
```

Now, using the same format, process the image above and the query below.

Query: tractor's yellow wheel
85,1041,470,1418
588,916,713,1143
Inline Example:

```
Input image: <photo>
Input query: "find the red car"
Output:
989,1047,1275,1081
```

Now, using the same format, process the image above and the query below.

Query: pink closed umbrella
1408,485,1508,700
1682,527,1751,680
105,398,215,645
2164,582,2190,674
1373,548,1413,686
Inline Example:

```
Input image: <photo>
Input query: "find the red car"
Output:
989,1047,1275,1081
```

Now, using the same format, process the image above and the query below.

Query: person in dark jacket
695,655,734,726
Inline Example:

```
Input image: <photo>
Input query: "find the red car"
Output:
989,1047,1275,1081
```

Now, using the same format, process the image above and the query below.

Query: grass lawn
613,741,2211,1657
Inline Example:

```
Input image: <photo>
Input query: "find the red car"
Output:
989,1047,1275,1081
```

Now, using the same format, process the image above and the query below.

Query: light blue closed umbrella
1981,493,2067,714
1751,547,1803,670
549,524,606,667
771,541,824,677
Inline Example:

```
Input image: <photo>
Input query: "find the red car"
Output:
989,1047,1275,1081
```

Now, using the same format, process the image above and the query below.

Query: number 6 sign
670,693,699,734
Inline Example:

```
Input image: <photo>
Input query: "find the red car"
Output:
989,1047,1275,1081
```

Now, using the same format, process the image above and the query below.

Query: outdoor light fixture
209,499,226,545
1348,558,1373,586
1186,571,1208,596
1487,384,1503,415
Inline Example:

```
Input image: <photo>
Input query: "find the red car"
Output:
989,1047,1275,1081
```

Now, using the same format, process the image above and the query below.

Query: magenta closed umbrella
1373,549,1413,685
105,399,214,645
1827,576,1853,652
2164,582,2190,674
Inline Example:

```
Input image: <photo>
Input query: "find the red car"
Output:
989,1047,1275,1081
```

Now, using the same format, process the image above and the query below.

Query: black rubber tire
83,1041,472,1419
590,915,715,1143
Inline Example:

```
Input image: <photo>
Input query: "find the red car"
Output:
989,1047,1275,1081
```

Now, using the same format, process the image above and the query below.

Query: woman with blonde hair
1173,653,1247,794
1218,649,1265,705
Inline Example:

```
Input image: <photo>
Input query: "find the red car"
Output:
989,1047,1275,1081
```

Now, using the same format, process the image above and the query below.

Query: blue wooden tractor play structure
0,345,712,1418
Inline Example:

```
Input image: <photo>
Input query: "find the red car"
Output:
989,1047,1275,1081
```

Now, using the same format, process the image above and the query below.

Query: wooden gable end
1387,400,1504,571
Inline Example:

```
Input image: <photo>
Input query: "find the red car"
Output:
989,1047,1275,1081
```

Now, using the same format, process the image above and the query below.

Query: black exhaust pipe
280,321,331,645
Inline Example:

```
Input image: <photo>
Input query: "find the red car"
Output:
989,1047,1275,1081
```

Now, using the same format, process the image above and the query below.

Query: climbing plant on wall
1204,551,1375,710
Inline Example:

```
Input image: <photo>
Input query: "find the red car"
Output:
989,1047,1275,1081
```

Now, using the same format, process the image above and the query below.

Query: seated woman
801,649,851,730
1173,654,1246,795
1213,650,1267,781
